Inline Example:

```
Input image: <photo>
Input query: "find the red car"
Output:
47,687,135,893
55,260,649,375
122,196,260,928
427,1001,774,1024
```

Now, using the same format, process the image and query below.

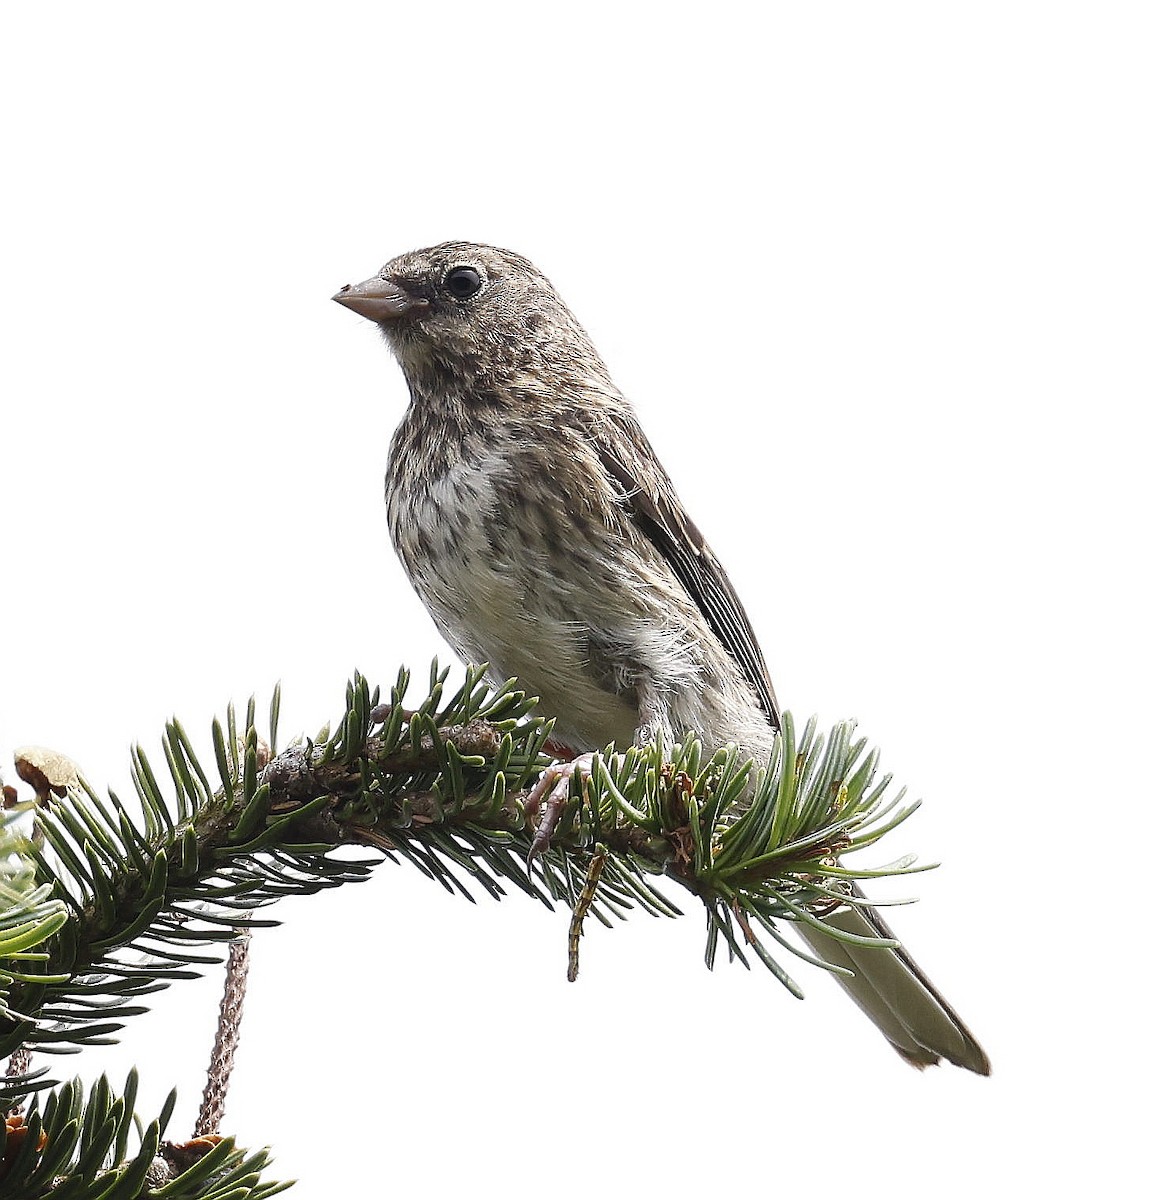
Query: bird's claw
524,752,596,867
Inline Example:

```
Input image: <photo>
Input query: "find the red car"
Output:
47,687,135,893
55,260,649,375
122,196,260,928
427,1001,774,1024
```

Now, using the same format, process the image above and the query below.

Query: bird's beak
332,276,428,323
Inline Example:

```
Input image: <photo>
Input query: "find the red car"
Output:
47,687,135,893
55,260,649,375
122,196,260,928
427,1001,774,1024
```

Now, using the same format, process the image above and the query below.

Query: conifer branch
1,662,929,1195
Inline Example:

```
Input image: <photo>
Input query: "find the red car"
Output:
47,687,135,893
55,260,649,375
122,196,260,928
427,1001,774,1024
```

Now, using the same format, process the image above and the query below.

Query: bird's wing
594,415,782,728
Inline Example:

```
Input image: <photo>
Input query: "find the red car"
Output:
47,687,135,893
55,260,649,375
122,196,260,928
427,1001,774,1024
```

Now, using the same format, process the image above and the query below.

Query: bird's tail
798,884,990,1074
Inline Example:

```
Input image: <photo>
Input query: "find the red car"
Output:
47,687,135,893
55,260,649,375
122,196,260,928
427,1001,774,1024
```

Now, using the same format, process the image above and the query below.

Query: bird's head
333,241,608,396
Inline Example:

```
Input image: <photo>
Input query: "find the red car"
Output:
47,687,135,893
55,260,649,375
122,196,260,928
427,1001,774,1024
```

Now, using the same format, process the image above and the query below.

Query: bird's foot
524,752,597,866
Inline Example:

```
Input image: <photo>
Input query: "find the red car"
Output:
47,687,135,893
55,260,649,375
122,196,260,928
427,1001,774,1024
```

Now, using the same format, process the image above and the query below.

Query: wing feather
595,417,781,729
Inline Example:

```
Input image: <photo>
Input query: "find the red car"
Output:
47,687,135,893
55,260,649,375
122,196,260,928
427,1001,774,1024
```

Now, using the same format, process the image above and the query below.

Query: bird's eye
444,266,483,300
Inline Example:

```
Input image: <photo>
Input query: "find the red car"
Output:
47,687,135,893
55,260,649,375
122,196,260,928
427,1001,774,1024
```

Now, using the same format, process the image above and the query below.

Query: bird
333,241,990,1075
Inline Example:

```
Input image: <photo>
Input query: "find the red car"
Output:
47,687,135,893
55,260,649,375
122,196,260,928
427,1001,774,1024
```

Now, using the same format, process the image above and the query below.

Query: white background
2,3,1148,1196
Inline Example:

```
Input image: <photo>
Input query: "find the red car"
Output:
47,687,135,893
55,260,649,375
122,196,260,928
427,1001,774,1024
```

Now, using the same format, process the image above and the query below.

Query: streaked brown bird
334,241,990,1074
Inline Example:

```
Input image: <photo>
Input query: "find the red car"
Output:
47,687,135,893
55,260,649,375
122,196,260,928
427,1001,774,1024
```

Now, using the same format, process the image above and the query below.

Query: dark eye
444,266,483,300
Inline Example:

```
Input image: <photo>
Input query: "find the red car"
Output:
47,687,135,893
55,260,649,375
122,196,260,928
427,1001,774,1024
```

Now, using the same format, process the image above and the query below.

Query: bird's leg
526,702,667,865
524,751,597,866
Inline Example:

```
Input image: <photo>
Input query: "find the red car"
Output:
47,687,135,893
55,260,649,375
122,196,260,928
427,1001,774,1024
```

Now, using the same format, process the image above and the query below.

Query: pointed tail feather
798,885,991,1074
